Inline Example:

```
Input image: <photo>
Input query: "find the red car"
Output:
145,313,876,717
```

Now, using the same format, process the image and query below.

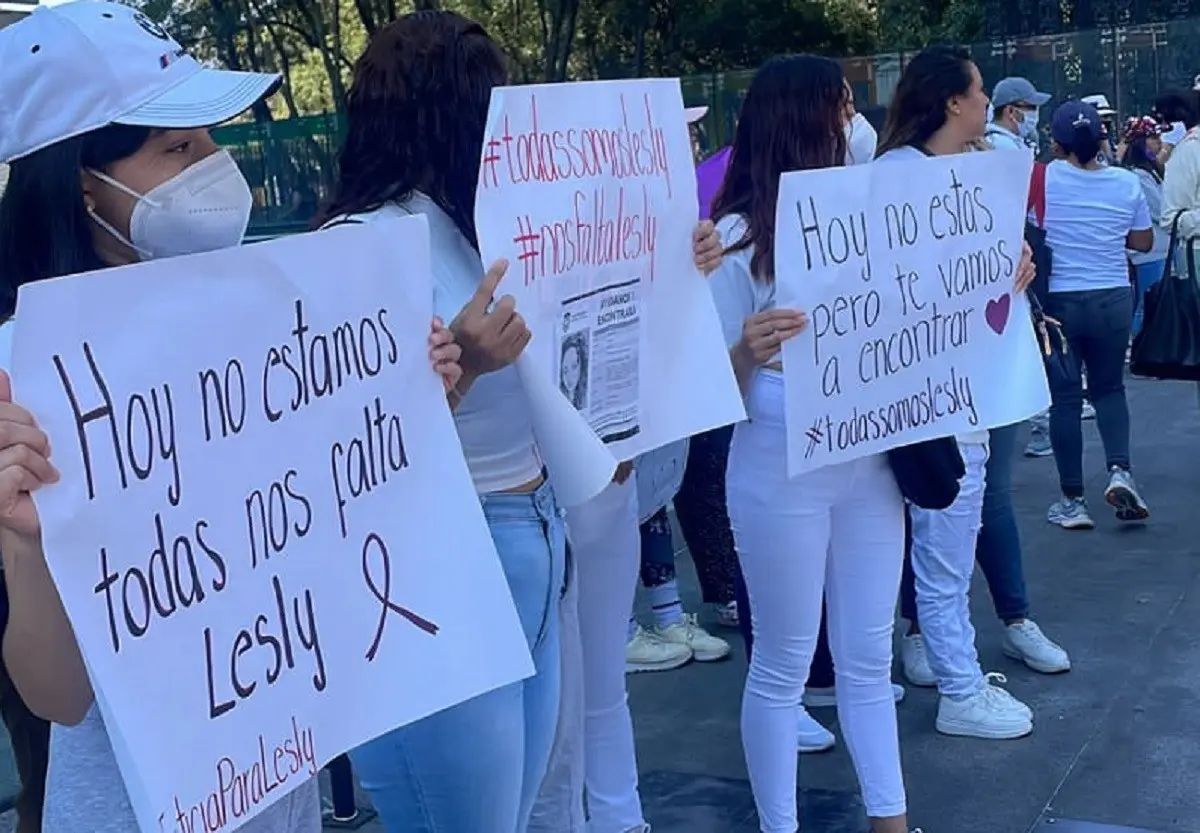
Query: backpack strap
1029,162,1047,228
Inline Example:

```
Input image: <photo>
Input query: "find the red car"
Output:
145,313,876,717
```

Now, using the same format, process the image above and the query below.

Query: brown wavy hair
314,10,507,249
876,46,975,157
711,54,847,283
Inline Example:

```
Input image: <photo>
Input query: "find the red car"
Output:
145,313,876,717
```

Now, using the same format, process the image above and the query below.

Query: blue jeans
1132,259,1166,338
1046,287,1133,497
900,423,1030,624
349,480,566,833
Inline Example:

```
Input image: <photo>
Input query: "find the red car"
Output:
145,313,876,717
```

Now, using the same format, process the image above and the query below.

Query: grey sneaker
1104,467,1149,522
1024,432,1053,458
1081,400,1097,420
1047,497,1095,530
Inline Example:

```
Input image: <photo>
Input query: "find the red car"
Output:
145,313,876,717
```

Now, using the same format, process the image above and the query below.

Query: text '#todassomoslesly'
774,149,1046,475
46,295,439,829
479,88,672,285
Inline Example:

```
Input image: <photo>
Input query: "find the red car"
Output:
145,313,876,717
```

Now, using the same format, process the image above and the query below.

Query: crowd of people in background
0,4,1195,833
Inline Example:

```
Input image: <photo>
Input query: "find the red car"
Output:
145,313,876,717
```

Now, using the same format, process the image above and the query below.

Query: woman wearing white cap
0,3,465,832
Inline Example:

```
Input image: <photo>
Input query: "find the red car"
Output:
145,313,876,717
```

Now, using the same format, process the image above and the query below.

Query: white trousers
729,372,906,831
535,477,645,833
528,545,587,832
908,440,989,698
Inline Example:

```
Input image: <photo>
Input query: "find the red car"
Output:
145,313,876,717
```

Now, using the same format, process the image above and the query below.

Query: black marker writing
53,343,181,506
361,532,439,662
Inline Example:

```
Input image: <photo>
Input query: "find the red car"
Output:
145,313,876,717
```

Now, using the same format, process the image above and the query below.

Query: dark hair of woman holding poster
706,53,911,833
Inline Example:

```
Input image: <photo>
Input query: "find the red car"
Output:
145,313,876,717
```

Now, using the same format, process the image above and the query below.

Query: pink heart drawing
985,293,1011,335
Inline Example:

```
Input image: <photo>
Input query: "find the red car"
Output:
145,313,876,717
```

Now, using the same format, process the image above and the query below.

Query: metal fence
217,17,1200,234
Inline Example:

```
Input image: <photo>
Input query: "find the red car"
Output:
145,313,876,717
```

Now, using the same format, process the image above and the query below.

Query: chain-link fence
218,18,1200,235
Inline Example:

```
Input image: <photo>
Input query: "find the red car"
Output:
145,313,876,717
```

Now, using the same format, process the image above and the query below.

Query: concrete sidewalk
630,375,1200,833
1,378,1193,833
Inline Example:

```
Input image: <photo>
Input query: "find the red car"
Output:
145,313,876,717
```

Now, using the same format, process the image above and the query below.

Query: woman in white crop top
707,53,912,833
317,12,724,833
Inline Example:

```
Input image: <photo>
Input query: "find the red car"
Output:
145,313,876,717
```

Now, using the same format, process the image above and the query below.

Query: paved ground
0,375,1195,833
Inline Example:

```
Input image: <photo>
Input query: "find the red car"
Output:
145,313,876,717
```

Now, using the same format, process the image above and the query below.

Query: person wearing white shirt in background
709,52,915,833
1158,88,1200,411
875,46,1039,742
1040,101,1153,531
1119,116,1170,338
1082,93,1119,165
985,76,1050,153
0,3,473,832
1151,90,1196,166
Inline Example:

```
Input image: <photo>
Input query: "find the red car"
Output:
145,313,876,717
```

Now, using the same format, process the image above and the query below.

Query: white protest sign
474,78,745,494
775,149,1050,476
11,216,533,833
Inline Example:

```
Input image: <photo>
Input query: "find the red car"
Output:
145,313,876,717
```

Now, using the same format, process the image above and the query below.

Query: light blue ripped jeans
348,479,567,833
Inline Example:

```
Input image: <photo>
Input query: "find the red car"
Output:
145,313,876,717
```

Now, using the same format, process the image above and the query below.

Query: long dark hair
1154,90,1200,130
315,10,507,249
711,54,847,283
877,46,976,157
1121,135,1163,181
0,124,151,320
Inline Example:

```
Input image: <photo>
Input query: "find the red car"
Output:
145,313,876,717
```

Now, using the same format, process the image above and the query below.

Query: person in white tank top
316,11,724,833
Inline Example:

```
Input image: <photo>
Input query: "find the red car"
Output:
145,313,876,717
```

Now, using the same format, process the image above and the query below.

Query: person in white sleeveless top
315,11,724,833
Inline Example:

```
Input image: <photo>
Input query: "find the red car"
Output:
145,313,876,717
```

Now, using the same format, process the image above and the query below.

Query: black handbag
886,439,965,510
1130,213,1200,381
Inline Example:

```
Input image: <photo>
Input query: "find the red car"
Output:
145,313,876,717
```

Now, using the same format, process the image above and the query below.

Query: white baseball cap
685,106,709,124
1081,93,1116,117
0,0,280,163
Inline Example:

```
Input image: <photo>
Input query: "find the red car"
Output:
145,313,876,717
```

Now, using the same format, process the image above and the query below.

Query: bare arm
1,530,92,725
1126,228,1155,252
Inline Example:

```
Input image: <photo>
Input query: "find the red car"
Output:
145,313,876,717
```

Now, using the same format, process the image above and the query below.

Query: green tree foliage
138,0,981,120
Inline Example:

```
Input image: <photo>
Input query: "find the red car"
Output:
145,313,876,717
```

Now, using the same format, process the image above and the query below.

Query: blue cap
991,77,1051,109
1051,100,1103,146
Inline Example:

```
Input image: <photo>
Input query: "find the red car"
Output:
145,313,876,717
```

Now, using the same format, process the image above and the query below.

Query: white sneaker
625,626,692,673
654,614,731,662
1003,620,1071,674
901,634,937,687
803,683,906,709
1081,400,1096,420
797,708,836,753
935,673,1033,739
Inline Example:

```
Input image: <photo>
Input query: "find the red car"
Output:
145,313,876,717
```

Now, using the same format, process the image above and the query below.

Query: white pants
908,440,989,698
540,477,644,833
528,546,587,832
729,372,906,830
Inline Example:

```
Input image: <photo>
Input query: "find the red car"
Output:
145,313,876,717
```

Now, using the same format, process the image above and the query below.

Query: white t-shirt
707,214,776,359
1040,160,1151,292
331,195,543,495
1128,168,1169,266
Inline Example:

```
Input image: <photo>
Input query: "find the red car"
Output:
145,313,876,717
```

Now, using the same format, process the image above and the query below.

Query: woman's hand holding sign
0,371,57,540
428,318,464,395
449,258,532,403
1014,241,1036,294
692,220,723,275
732,309,809,394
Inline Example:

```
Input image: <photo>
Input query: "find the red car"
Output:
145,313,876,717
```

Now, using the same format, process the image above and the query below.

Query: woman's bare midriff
503,472,546,494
